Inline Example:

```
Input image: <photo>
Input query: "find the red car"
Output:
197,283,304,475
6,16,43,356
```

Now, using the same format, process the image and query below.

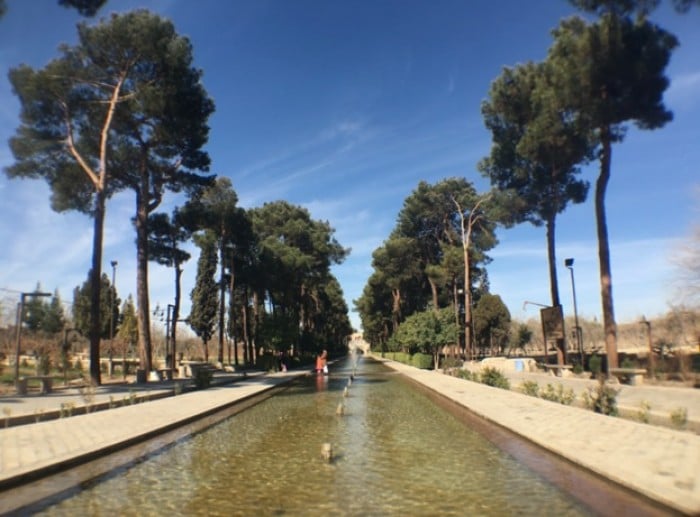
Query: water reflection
40,356,590,516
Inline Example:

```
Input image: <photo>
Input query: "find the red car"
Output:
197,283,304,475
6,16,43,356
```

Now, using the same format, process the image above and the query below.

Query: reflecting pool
39,357,590,516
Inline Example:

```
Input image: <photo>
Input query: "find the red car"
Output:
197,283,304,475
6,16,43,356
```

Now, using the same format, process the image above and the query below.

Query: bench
609,367,646,385
179,361,216,378
542,364,574,377
16,376,53,395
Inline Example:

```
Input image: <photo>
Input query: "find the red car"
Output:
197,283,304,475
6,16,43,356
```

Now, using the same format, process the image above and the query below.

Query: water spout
321,442,333,462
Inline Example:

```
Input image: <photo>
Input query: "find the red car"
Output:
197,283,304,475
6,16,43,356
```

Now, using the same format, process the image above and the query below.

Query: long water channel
38,356,591,516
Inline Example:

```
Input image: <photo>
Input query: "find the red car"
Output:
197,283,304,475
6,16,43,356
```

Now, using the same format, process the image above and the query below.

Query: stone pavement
382,359,700,516
505,370,700,433
0,361,699,515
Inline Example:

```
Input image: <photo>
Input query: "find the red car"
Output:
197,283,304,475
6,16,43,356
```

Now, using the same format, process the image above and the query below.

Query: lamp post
14,291,52,388
640,316,654,379
564,258,583,366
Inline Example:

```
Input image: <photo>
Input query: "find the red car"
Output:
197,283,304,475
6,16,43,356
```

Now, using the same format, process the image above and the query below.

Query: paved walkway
505,370,700,432
0,361,699,515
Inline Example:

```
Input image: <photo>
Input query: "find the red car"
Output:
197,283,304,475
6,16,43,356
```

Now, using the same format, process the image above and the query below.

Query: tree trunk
171,264,183,371
228,256,237,366
546,214,566,364
251,290,260,365
463,249,472,361
391,288,401,333
428,277,439,314
135,182,153,373
218,238,225,364
545,214,560,307
596,128,618,371
88,189,106,385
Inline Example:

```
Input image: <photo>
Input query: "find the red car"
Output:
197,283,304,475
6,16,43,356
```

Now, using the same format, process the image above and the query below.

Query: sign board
540,305,564,341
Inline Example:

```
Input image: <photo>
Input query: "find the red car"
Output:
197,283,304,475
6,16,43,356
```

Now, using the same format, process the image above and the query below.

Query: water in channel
39,356,590,516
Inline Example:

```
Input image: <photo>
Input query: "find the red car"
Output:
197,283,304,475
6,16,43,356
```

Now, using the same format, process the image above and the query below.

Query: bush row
383,352,434,369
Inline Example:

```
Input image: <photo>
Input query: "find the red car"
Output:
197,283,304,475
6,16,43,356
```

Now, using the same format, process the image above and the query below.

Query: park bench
609,367,647,386
158,367,173,380
16,375,53,395
542,364,574,377
179,361,217,378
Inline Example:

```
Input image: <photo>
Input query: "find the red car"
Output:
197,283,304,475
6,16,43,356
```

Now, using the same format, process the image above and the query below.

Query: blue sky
0,0,698,333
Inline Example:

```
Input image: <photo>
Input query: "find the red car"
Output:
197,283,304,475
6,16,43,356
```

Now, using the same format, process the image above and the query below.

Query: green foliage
637,400,651,423
548,13,677,367
520,380,540,397
356,177,499,351
72,272,119,340
473,293,511,354
117,295,138,349
588,354,602,375
572,363,584,375
391,307,459,359
249,200,349,356
393,352,411,364
189,232,219,348
58,0,107,16
479,367,510,390
454,369,479,382
441,356,463,371
36,352,51,376
411,353,433,369
669,407,688,429
582,376,619,416
539,383,575,405
257,353,280,372
514,324,533,351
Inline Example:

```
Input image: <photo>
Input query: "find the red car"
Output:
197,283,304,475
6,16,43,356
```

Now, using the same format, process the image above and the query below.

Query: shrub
572,363,584,375
441,356,463,371
479,367,510,390
411,353,433,369
454,369,479,382
582,376,618,416
540,383,575,405
520,380,540,397
588,354,602,375
669,407,688,429
394,352,411,365
637,400,651,424
36,353,51,375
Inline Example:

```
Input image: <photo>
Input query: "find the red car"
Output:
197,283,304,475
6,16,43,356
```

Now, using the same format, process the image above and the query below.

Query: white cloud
666,71,700,109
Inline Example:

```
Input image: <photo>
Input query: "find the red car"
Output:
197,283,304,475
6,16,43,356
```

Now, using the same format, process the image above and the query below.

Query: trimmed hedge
411,353,433,369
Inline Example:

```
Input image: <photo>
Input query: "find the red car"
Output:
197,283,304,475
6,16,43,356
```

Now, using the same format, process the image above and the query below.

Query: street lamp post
565,258,583,366
14,291,52,389
641,316,654,379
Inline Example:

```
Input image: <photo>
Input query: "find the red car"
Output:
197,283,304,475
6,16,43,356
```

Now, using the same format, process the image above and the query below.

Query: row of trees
355,177,505,359
160,178,351,367
357,0,690,367
4,10,351,384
